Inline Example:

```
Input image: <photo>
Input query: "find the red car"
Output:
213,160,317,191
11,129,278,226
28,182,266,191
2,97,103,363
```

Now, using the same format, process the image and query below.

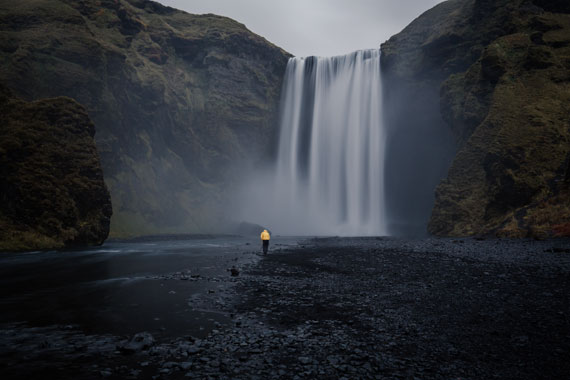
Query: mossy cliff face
0,88,112,251
382,0,570,237
0,0,289,236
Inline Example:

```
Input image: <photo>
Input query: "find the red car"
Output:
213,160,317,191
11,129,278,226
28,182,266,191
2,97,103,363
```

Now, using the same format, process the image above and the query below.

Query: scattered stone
298,356,311,365
180,362,193,370
187,345,202,355
162,361,179,369
100,369,112,377
2,237,570,379
118,332,155,353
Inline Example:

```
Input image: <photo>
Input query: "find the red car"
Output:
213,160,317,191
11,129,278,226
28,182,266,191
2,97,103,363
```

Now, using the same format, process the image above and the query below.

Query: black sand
1,237,569,379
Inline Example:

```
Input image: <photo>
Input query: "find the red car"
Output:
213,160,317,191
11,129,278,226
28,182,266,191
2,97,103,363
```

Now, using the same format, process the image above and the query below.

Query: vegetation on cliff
0,0,290,236
382,0,570,237
0,88,112,251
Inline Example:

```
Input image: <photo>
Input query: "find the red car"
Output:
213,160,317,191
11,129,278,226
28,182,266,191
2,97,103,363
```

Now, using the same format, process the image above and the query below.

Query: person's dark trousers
262,240,269,254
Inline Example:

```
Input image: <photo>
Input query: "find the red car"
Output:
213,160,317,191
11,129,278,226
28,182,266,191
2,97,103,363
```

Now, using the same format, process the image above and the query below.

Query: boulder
0,87,112,250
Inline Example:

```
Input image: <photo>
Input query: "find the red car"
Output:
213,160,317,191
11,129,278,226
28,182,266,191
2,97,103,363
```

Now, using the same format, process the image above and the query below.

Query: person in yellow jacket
260,229,270,255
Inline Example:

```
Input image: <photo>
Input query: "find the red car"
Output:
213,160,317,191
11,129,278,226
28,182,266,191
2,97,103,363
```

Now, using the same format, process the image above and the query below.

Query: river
0,235,302,340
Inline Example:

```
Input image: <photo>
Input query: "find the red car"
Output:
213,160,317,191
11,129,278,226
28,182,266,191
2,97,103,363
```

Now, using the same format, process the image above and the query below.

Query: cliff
0,0,290,236
382,0,570,237
0,88,112,251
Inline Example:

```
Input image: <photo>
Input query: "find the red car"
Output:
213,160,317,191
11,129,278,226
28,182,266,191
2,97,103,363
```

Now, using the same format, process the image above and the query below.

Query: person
260,229,270,254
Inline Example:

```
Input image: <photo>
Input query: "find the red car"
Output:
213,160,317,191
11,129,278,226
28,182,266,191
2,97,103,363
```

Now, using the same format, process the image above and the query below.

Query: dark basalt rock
533,0,570,13
117,332,155,353
0,88,112,251
0,0,290,237
2,237,570,379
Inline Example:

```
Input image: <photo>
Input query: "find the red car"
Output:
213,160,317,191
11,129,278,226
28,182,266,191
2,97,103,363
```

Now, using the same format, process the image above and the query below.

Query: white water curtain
241,49,386,236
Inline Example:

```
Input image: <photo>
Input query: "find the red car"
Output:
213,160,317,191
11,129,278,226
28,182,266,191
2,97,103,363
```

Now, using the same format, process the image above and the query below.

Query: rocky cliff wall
0,87,112,250
380,0,466,235
382,0,570,237
0,0,290,236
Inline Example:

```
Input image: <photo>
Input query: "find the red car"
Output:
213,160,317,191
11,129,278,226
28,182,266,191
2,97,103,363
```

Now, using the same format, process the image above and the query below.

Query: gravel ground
1,237,569,379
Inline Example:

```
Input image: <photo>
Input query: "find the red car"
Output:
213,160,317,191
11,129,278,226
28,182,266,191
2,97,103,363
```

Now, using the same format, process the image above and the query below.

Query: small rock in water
100,369,112,377
129,369,141,378
118,332,155,353
230,266,240,276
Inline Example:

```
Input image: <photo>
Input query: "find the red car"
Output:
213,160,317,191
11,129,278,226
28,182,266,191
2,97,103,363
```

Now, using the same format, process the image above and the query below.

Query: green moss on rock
0,88,112,251
383,0,570,237
0,0,290,237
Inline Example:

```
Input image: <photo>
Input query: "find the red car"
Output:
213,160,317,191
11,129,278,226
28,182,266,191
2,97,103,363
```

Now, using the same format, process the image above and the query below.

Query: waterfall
239,49,386,236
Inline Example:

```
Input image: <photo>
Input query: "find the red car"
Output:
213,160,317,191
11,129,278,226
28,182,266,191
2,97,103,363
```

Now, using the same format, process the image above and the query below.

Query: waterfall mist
234,49,386,236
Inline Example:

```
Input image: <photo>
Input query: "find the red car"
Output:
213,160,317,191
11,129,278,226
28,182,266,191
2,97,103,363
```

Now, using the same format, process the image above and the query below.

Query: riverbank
1,237,569,379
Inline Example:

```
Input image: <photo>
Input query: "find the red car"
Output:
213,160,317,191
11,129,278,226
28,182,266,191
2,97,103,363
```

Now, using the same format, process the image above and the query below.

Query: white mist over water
237,49,386,236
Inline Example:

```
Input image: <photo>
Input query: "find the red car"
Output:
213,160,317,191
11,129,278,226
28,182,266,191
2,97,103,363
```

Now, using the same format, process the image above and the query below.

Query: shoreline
1,237,569,379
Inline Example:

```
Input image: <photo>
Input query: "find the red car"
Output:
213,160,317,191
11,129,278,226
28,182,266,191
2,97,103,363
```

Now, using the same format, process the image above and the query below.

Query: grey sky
155,0,443,57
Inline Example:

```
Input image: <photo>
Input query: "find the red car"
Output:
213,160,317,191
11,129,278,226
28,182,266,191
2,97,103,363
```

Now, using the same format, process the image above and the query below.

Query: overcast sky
155,0,443,57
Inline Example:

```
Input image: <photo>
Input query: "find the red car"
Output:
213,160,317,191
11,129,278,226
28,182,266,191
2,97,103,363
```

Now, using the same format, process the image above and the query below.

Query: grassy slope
429,8,570,237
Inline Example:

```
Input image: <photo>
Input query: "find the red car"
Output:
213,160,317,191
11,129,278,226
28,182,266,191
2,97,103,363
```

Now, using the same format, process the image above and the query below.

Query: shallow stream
0,236,303,339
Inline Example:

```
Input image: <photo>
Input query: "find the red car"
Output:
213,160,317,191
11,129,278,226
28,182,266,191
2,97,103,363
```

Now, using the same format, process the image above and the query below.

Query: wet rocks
118,332,155,354
99,369,112,377
224,237,570,379
146,270,203,281
2,237,569,379
0,88,112,251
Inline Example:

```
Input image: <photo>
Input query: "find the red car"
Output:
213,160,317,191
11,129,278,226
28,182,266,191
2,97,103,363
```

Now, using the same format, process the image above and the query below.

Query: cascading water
239,49,386,236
